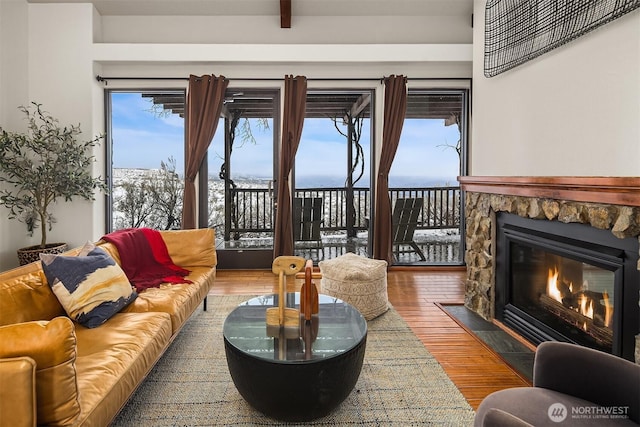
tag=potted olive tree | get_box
[0,102,107,265]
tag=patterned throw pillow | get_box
[40,242,137,328]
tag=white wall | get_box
[0,0,31,270]
[0,2,473,270]
[27,3,106,256]
[101,15,472,44]
[471,1,640,176]
[0,2,105,269]
[0,0,29,123]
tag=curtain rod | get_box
[95,75,470,84]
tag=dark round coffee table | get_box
[223,293,367,422]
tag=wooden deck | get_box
[211,267,531,410]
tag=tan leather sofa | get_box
[0,229,217,427]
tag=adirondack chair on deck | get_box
[293,197,324,256]
[391,198,426,262]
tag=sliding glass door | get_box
[389,89,468,265]
[293,90,373,262]
[206,89,280,268]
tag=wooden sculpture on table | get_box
[300,259,320,359]
[266,256,322,360]
[300,259,319,321]
[266,256,306,328]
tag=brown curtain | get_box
[373,75,407,263]
[274,75,307,256]
[181,74,229,229]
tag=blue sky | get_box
[112,92,461,186]
[112,93,186,169]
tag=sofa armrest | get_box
[0,317,81,426]
[534,341,640,423]
[0,356,37,427]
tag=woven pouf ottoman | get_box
[318,252,389,320]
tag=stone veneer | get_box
[463,192,640,363]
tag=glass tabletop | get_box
[223,293,367,363]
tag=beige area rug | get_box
[112,295,475,426]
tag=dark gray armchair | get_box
[474,341,640,426]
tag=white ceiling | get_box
[26,0,473,17]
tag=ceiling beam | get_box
[280,0,291,28]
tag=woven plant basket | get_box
[17,242,68,265]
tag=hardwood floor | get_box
[210,267,531,410]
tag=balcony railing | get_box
[224,186,461,240]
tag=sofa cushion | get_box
[0,317,80,426]
[159,228,217,267]
[98,229,217,269]
[41,242,137,328]
[0,265,65,326]
[121,266,215,333]
[73,311,172,426]
[100,228,193,292]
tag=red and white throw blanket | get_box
[102,228,192,292]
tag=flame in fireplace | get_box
[603,291,612,328]
[578,294,593,331]
[546,267,613,328]
[579,294,593,318]
[547,268,562,301]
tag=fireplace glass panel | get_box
[510,241,615,354]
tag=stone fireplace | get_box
[458,177,640,364]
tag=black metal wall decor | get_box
[484,0,640,77]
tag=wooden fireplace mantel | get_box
[458,176,640,207]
